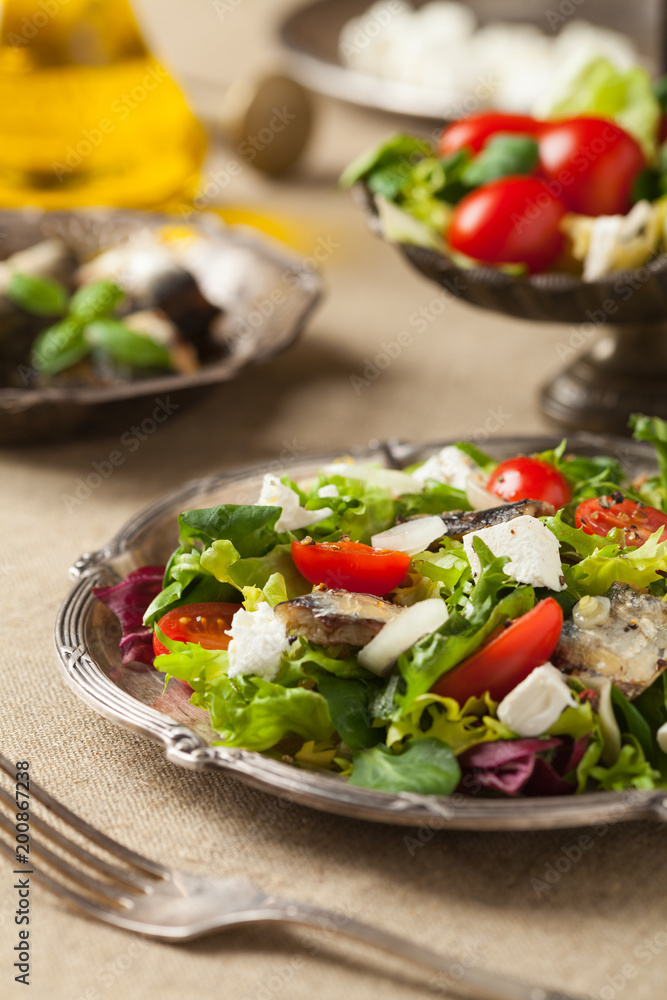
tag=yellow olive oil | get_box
[0,0,205,207]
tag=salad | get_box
[96,415,667,799]
[341,58,667,279]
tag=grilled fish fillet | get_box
[436,499,556,541]
[552,583,667,699]
[274,588,402,646]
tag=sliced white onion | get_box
[358,599,448,676]
[371,515,444,556]
[583,678,621,766]
[572,595,611,630]
[322,462,422,496]
[465,473,508,511]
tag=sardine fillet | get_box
[275,589,402,646]
[552,584,667,699]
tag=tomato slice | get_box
[575,495,667,548]
[153,602,241,657]
[431,597,564,703]
[486,457,571,508]
[291,539,410,596]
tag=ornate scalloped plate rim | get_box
[54,435,667,830]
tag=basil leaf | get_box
[349,737,460,794]
[86,320,172,369]
[31,318,89,376]
[69,281,124,322]
[8,272,68,316]
[461,135,539,188]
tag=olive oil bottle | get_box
[0,0,205,207]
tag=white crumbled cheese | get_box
[413,445,481,490]
[256,474,333,532]
[463,515,566,592]
[578,201,659,282]
[226,602,289,681]
[658,722,667,755]
[318,484,339,499]
[497,663,575,737]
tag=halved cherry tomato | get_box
[486,457,571,508]
[537,116,645,217]
[153,602,241,658]
[447,176,567,274]
[438,112,543,157]
[291,539,410,596]
[431,597,564,703]
[575,495,667,547]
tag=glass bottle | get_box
[0,0,205,207]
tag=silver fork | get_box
[0,754,581,1000]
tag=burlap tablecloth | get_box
[1,2,666,998]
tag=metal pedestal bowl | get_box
[359,185,667,435]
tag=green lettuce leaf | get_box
[340,133,432,189]
[349,737,460,794]
[316,674,383,751]
[397,586,534,710]
[387,692,513,755]
[539,57,660,159]
[630,413,667,509]
[178,504,284,556]
[585,737,662,791]
[154,634,333,751]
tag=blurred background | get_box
[1,0,667,454]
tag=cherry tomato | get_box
[438,113,543,157]
[431,597,564,703]
[575,495,667,547]
[447,176,567,274]
[153,602,241,657]
[487,457,572,508]
[291,539,410,596]
[537,117,645,216]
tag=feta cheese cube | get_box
[463,515,566,592]
[227,602,289,681]
[257,474,333,532]
[497,663,575,737]
[413,445,481,491]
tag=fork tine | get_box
[0,753,166,877]
[0,811,134,906]
[0,832,130,925]
[0,784,151,891]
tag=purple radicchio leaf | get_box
[458,736,587,797]
[93,566,165,669]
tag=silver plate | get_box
[0,208,321,444]
[280,0,658,123]
[55,433,667,829]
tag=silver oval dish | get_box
[54,434,667,829]
[0,209,321,445]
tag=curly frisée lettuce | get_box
[93,418,667,799]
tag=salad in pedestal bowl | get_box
[96,415,667,801]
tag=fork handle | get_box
[256,898,581,1000]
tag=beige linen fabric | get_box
[1,2,667,998]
